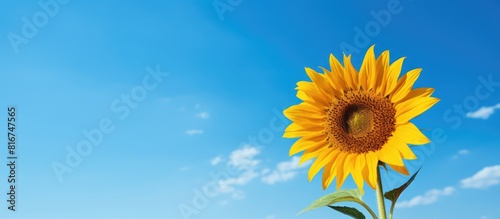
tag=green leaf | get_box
[328,206,366,219]
[384,168,421,203]
[297,189,363,215]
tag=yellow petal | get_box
[377,144,404,166]
[390,68,422,102]
[343,54,359,90]
[322,160,335,189]
[319,67,342,97]
[387,163,409,176]
[396,97,440,124]
[295,85,328,108]
[292,119,325,129]
[301,133,328,142]
[289,137,327,156]
[383,57,406,96]
[396,88,435,104]
[329,54,348,89]
[299,151,321,166]
[329,53,344,73]
[303,68,331,105]
[284,103,324,121]
[283,123,324,138]
[323,158,340,189]
[296,81,329,104]
[284,123,322,133]
[308,149,337,181]
[361,160,371,189]
[285,102,321,112]
[393,122,431,145]
[365,152,378,189]
[359,45,376,91]
[322,151,343,189]
[283,128,323,139]
[352,155,366,193]
[374,50,390,93]
[305,68,334,100]
[299,143,331,165]
[296,81,316,92]
[334,153,349,189]
[337,153,356,189]
[296,90,315,104]
[387,136,417,160]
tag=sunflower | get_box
[283,45,438,193]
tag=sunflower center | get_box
[324,91,396,154]
[342,105,372,136]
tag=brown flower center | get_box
[324,91,396,154]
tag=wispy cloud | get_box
[208,147,312,200]
[452,149,470,159]
[466,103,500,119]
[159,97,171,103]
[210,156,223,166]
[196,112,210,119]
[461,165,500,189]
[396,186,456,208]
[185,129,203,135]
[265,215,277,219]
[213,145,261,199]
[458,149,470,155]
[179,166,190,172]
[261,156,311,185]
[396,165,500,208]
[228,146,260,170]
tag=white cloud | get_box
[219,170,259,187]
[461,165,500,189]
[210,156,223,166]
[466,103,500,119]
[458,149,470,155]
[261,156,312,185]
[179,166,190,172]
[196,112,210,119]
[452,149,470,159]
[207,147,313,200]
[228,146,260,170]
[185,129,203,135]
[230,189,246,199]
[265,215,276,219]
[396,186,456,208]
[261,168,271,175]
[212,146,261,199]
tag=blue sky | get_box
[0,0,499,219]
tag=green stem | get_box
[389,202,395,219]
[352,199,379,219]
[376,165,387,219]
